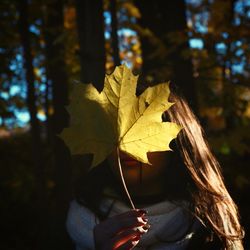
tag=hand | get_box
[94,209,150,250]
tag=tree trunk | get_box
[75,0,106,90]
[134,0,197,111]
[18,0,46,247]
[41,17,53,142]
[110,0,120,67]
[44,0,73,249]
[224,0,238,129]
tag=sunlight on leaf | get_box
[59,65,181,169]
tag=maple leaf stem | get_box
[116,147,136,209]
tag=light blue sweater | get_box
[66,194,202,250]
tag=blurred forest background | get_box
[0,0,250,249]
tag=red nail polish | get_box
[142,224,151,230]
[133,234,141,241]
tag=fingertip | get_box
[136,225,150,234]
[132,234,141,244]
[134,209,148,217]
[143,224,151,230]
[131,239,140,247]
[137,216,148,225]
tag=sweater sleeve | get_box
[66,200,98,250]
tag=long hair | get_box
[167,89,244,249]
[74,86,244,249]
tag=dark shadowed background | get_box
[0,0,249,249]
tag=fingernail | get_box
[142,224,151,230]
[137,217,147,224]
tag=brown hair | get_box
[74,84,244,249]
[167,89,244,249]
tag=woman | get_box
[66,87,244,249]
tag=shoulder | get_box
[66,200,99,249]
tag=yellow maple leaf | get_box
[59,65,181,169]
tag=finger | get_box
[133,224,150,234]
[116,218,150,235]
[105,209,148,229]
[111,229,141,250]
[117,235,141,250]
[96,210,149,240]
[115,209,148,219]
[103,233,139,250]
[109,215,148,237]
